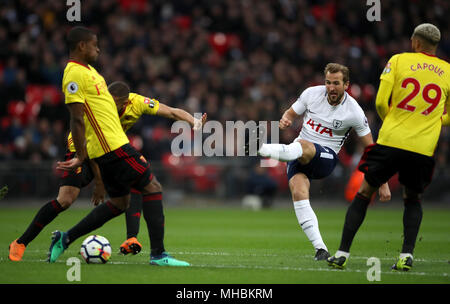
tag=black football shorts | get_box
[94,144,153,198]
[358,144,435,194]
[59,151,94,189]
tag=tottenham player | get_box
[258,63,391,260]
[328,23,450,271]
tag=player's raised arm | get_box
[375,79,394,121]
[156,103,207,130]
[89,160,105,206]
[279,108,299,130]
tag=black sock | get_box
[17,200,65,246]
[338,193,371,252]
[142,192,165,256]
[402,198,422,254]
[67,201,123,246]
[125,192,142,239]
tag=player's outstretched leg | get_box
[258,141,303,162]
[120,192,143,255]
[9,199,66,261]
[327,192,371,268]
[48,200,124,263]
[293,199,329,259]
[392,197,422,271]
[142,190,190,267]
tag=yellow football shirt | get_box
[442,113,450,126]
[119,93,160,132]
[67,92,159,152]
[63,61,129,159]
[376,52,450,156]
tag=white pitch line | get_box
[4,249,449,263]
[0,257,448,278]
[168,250,450,264]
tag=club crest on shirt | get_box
[67,82,79,93]
[144,98,156,108]
[332,119,343,129]
[382,62,391,74]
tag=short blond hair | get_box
[324,63,349,83]
[412,23,441,46]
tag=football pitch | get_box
[0,203,449,284]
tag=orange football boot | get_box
[119,237,142,255]
[9,239,26,261]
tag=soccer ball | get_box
[80,235,112,264]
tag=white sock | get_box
[335,250,350,259]
[399,253,413,259]
[293,199,327,251]
[258,142,303,162]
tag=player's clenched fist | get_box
[279,116,292,129]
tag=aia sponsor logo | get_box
[306,119,333,137]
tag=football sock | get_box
[335,250,350,259]
[17,199,65,246]
[401,198,422,254]
[293,199,327,251]
[67,201,123,246]
[125,192,142,239]
[338,193,371,252]
[142,192,166,256]
[258,142,303,162]
[399,252,413,259]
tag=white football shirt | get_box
[291,85,370,154]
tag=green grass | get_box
[0,204,449,284]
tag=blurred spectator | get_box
[246,164,277,208]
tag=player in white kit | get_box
[258,63,391,260]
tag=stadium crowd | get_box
[0,0,449,198]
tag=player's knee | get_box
[298,139,316,164]
[56,196,75,209]
[403,188,421,201]
[289,175,309,201]
[56,193,77,208]
[356,179,376,199]
[289,186,309,201]
[56,186,80,209]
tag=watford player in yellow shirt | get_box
[65,81,205,261]
[328,23,450,271]
[8,27,205,266]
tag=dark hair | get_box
[108,81,130,98]
[324,63,350,83]
[67,26,95,51]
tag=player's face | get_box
[325,72,349,106]
[82,35,100,64]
